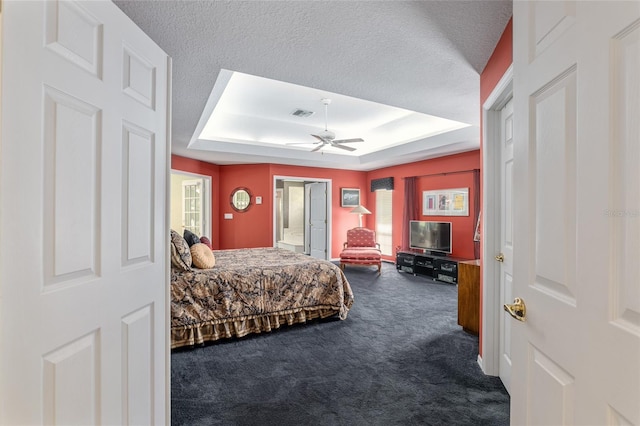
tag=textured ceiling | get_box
[114,0,512,170]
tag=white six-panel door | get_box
[498,98,514,394]
[0,1,170,424]
[510,1,640,424]
[308,182,328,259]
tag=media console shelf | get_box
[395,251,466,284]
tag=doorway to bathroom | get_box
[274,176,331,260]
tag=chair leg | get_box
[377,263,381,274]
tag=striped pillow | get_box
[170,229,192,270]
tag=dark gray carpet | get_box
[171,262,509,426]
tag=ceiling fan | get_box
[288,98,364,152]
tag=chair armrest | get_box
[375,243,381,250]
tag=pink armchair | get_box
[339,227,382,273]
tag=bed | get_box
[170,242,354,349]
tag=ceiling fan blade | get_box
[333,138,364,144]
[330,143,357,152]
[286,142,319,145]
[310,134,326,143]
[311,144,324,152]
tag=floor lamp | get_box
[350,205,371,227]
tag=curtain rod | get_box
[402,168,479,179]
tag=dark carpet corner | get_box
[171,262,509,426]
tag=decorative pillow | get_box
[170,229,192,270]
[190,243,216,269]
[200,236,212,250]
[183,229,200,247]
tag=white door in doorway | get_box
[276,188,284,242]
[498,98,514,393]
[182,180,203,234]
[170,172,210,238]
[0,2,170,424]
[510,2,640,424]
[308,182,328,259]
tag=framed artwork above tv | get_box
[423,188,469,216]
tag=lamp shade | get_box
[350,205,371,227]
[350,205,371,215]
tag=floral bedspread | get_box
[171,247,354,348]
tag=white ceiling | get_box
[114,1,512,171]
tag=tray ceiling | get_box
[115,1,512,171]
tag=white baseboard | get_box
[477,354,485,374]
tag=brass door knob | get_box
[504,297,526,322]
[495,253,504,262]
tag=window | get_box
[375,189,393,255]
[182,180,203,236]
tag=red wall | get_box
[480,18,513,105]
[171,156,367,257]
[478,17,513,357]
[217,163,361,253]
[368,151,480,261]
[218,164,273,249]
[171,153,480,260]
[220,163,368,256]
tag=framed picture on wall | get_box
[474,211,482,241]
[423,188,469,216]
[341,188,360,207]
[423,194,438,215]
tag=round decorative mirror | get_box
[230,187,252,212]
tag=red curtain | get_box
[401,177,420,251]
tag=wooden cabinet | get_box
[457,259,480,335]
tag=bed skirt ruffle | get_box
[171,305,345,349]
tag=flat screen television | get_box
[409,220,452,254]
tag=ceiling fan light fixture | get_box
[290,98,364,153]
[319,129,335,140]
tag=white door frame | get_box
[479,64,513,376]
[273,175,332,257]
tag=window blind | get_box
[375,189,393,255]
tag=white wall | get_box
[287,186,304,231]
